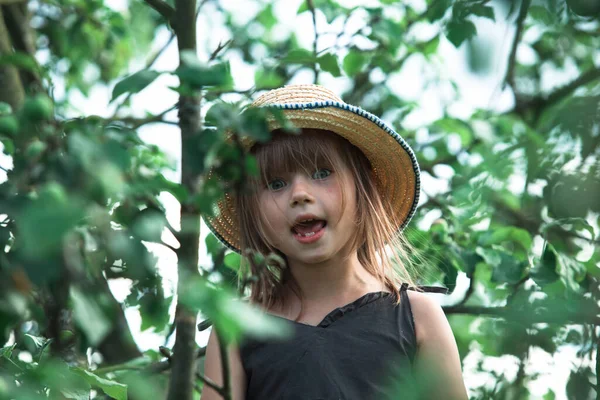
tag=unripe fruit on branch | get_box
[22,95,54,122]
[24,140,47,160]
[0,116,19,137]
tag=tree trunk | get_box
[0,6,24,110]
[167,0,202,399]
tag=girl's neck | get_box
[284,251,385,304]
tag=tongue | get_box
[294,220,326,234]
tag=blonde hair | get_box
[236,128,423,311]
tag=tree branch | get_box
[196,371,225,396]
[166,0,201,399]
[443,305,600,325]
[0,7,24,110]
[143,0,175,22]
[504,0,531,90]
[543,66,600,109]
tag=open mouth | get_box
[291,219,327,238]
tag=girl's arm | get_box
[406,291,469,400]
[200,329,247,400]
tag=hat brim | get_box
[205,101,421,254]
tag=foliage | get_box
[0,0,599,399]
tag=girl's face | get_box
[258,162,358,266]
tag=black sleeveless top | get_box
[240,284,447,400]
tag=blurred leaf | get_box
[175,59,231,88]
[131,207,168,243]
[255,68,285,88]
[179,278,293,343]
[70,287,111,346]
[256,4,277,30]
[0,52,42,74]
[17,183,85,261]
[480,226,532,253]
[73,368,127,400]
[282,48,315,64]
[224,252,241,271]
[427,0,452,21]
[530,5,556,24]
[318,54,341,77]
[342,50,367,76]
[111,70,161,102]
[445,19,477,47]
[531,242,560,286]
[491,251,528,284]
[468,3,495,20]
[566,367,593,400]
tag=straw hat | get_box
[205,84,421,253]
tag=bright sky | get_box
[0,0,592,398]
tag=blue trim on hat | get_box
[205,100,421,254]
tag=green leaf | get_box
[0,344,16,359]
[255,68,284,88]
[0,102,12,116]
[480,226,532,253]
[179,278,293,343]
[17,184,85,261]
[423,35,440,56]
[0,52,41,74]
[205,233,223,258]
[131,208,168,243]
[530,5,555,24]
[531,242,560,286]
[73,368,127,400]
[224,252,241,271]
[175,61,231,88]
[445,19,477,47]
[469,4,495,21]
[491,252,528,284]
[70,288,111,346]
[427,0,452,21]
[256,4,277,30]
[282,48,315,64]
[318,54,341,77]
[342,50,367,76]
[111,70,161,102]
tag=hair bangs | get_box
[253,129,345,184]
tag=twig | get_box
[543,66,600,109]
[0,165,9,172]
[504,0,531,90]
[208,39,232,61]
[454,271,475,307]
[196,372,224,395]
[306,0,319,83]
[443,305,600,325]
[143,0,175,21]
[195,0,211,18]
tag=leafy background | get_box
[0,0,599,399]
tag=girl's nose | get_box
[289,177,315,207]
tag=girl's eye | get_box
[267,179,286,191]
[312,168,331,180]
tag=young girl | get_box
[201,85,468,400]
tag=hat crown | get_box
[251,84,343,107]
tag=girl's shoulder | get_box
[404,289,450,347]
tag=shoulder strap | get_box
[400,282,449,295]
